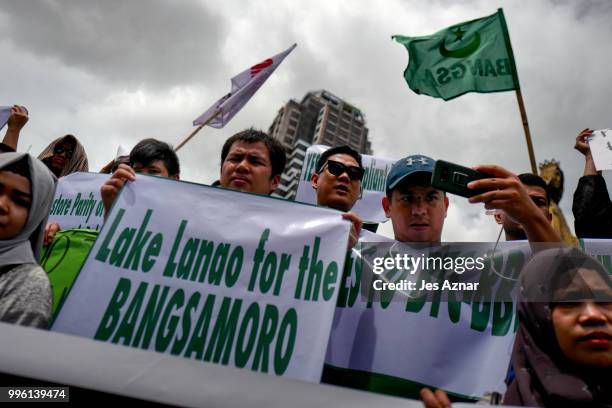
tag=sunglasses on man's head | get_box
[53,145,74,158]
[322,159,364,181]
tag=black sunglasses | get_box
[322,159,364,181]
[53,145,74,158]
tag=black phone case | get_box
[431,160,491,198]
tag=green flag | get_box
[393,9,519,101]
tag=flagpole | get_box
[515,89,537,174]
[175,108,222,152]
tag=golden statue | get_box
[539,159,579,246]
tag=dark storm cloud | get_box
[0,0,228,87]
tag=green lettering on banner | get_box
[322,260,338,301]
[470,253,499,332]
[294,236,338,302]
[95,208,126,263]
[171,292,202,355]
[143,233,163,272]
[155,289,185,352]
[163,220,188,277]
[208,244,230,286]
[235,302,260,368]
[112,281,149,345]
[133,285,170,348]
[274,308,298,375]
[123,209,154,271]
[109,227,135,267]
[204,297,242,365]
[50,194,72,216]
[177,238,200,279]
[294,244,310,299]
[94,278,131,340]
[249,229,290,296]
[194,240,214,282]
[252,304,279,373]
[184,294,216,359]
[483,59,497,77]
[304,237,322,301]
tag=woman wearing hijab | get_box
[504,247,611,407]
[37,134,88,178]
[0,153,56,328]
[421,247,611,408]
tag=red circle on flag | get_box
[250,59,273,76]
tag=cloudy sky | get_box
[1,0,611,241]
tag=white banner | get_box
[588,128,612,171]
[48,172,107,231]
[52,175,351,383]
[295,145,396,223]
[325,231,526,399]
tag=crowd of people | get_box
[0,105,610,407]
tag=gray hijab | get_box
[0,153,56,267]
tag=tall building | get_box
[269,90,372,199]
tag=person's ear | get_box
[382,195,391,218]
[311,172,319,190]
[270,174,281,193]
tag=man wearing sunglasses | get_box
[311,145,364,248]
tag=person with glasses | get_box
[311,145,364,248]
[37,134,88,178]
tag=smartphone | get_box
[431,160,492,198]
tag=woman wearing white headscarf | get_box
[0,153,56,328]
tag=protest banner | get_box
[48,172,107,231]
[325,235,612,399]
[324,231,531,400]
[52,175,351,382]
[295,145,395,223]
[5,322,528,407]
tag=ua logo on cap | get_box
[405,156,429,166]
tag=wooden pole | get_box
[175,108,222,152]
[515,89,538,174]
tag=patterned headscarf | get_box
[37,134,88,177]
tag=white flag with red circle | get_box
[193,44,297,128]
